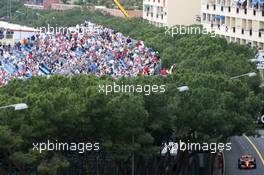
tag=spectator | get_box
[0,28,5,39]
[161,68,166,76]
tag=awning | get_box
[214,15,225,20]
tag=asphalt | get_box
[224,135,264,175]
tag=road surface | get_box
[224,135,264,175]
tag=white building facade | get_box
[201,0,264,49]
[143,0,201,27]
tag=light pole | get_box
[251,51,264,86]
[15,10,25,23]
[0,103,28,111]
[230,72,257,80]
[157,86,191,159]
[9,0,12,19]
[132,135,134,175]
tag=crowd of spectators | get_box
[0,21,162,86]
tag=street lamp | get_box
[177,86,189,92]
[15,11,25,22]
[0,103,28,111]
[230,72,257,80]
[36,13,44,18]
[251,50,264,62]
[130,85,189,175]
[15,10,25,15]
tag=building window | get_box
[202,13,206,21]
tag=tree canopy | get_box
[0,72,262,174]
[0,6,263,175]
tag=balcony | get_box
[143,11,167,23]
[202,4,264,21]
[202,22,264,44]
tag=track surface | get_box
[224,135,264,175]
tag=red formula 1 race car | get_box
[238,155,257,169]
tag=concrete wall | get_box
[143,0,201,27]
[167,0,201,26]
[99,8,142,18]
